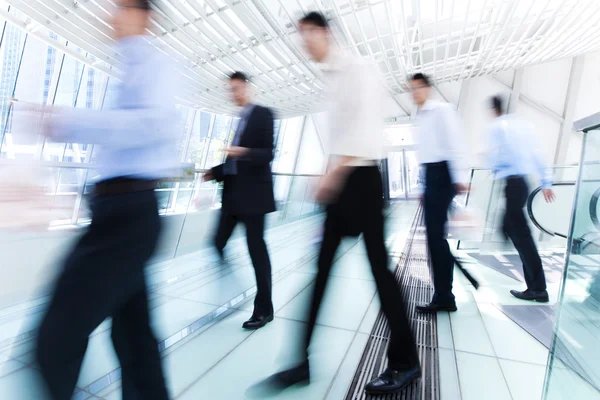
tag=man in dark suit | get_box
[204,71,276,330]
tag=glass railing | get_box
[0,160,323,255]
[457,165,579,253]
[544,123,600,400]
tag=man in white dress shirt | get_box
[258,12,420,396]
[410,73,469,313]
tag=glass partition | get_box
[543,127,600,399]
[458,165,579,253]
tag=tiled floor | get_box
[2,202,598,400]
[0,202,418,400]
[438,243,600,400]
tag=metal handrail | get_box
[526,182,576,239]
[0,160,323,178]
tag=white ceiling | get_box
[3,0,600,118]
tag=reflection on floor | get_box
[466,252,567,283]
[0,202,418,400]
[441,246,600,400]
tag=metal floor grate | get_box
[345,207,439,400]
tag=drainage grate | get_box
[345,206,439,400]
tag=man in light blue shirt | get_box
[486,95,555,303]
[34,1,172,399]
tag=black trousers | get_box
[423,162,456,305]
[303,167,419,370]
[35,189,169,400]
[214,212,273,316]
[503,176,547,291]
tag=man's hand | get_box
[226,146,249,159]
[543,189,556,203]
[202,170,214,182]
[455,183,470,194]
[315,171,346,204]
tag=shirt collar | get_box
[114,35,153,64]
[320,48,346,73]
[240,103,255,119]
[418,99,442,112]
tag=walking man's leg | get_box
[363,210,421,394]
[242,214,275,329]
[505,178,548,302]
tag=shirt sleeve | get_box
[50,55,178,148]
[440,105,469,184]
[526,127,553,189]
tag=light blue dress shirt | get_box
[223,104,255,175]
[51,35,180,181]
[486,114,552,189]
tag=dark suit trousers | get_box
[503,176,547,291]
[303,167,419,370]
[214,212,273,316]
[424,162,456,305]
[35,190,169,400]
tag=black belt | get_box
[94,178,158,196]
[424,161,448,168]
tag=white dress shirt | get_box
[320,50,385,167]
[416,99,468,184]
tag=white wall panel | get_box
[521,58,572,116]
[516,101,561,165]
[436,81,462,107]
[565,133,584,165]
[574,50,600,122]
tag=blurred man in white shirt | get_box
[258,12,420,396]
[410,73,469,313]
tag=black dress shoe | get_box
[415,302,458,313]
[269,360,310,388]
[510,289,549,303]
[365,366,421,394]
[242,314,274,330]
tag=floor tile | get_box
[176,318,354,400]
[358,294,380,334]
[479,303,549,365]
[163,311,254,397]
[151,298,219,341]
[449,293,496,357]
[329,253,375,281]
[0,356,25,378]
[239,272,315,313]
[77,329,119,388]
[0,367,49,399]
[499,359,545,400]
[455,351,512,400]
[438,348,461,400]
[277,277,376,332]
[437,312,454,350]
[325,333,369,400]
[180,267,257,306]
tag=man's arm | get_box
[48,55,177,147]
[440,105,469,191]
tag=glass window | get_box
[203,114,232,168]
[185,110,212,164]
[294,115,325,175]
[0,22,27,159]
[273,116,304,173]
